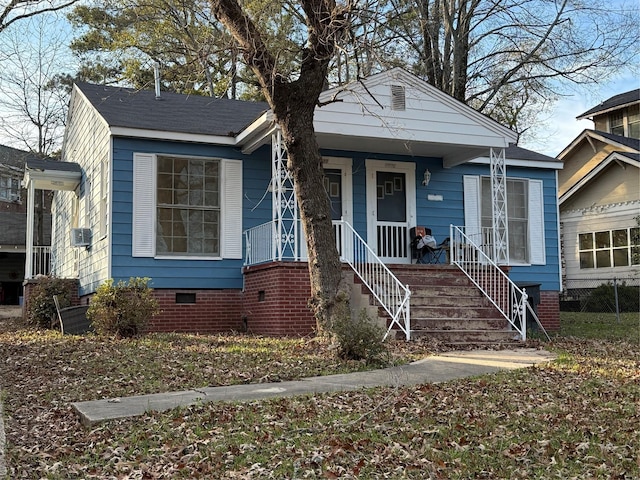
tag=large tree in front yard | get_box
[210,0,352,333]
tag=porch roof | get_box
[23,158,82,191]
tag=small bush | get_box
[26,276,73,329]
[582,282,639,313]
[332,309,388,364]
[87,277,159,338]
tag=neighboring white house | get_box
[558,89,640,292]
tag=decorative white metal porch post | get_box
[272,130,298,260]
[490,147,508,264]
[24,178,35,279]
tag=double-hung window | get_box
[156,156,220,256]
[0,175,20,202]
[132,153,242,259]
[464,175,545,265]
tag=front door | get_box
[366,160,416,263]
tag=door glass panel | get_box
[324,169,342,221]
[376,171,406,222]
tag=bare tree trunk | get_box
[210,0,351,333]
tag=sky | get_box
[0,9,638,158]
[521,72,640,157]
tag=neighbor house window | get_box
[481,177,529,264]
[578,228,640,269]
[628,104,640,139]
[610,111,624,136]
[156,155,220,256]
[0,176,20,202]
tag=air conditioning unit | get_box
[71,228,91,247]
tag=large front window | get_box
[579,228,640,269]
[156,155,220,256]
[481,177,529,263]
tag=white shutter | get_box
[132,153,155,257]
[528,179,545,264]
[463,175,481,241]
[222,159,243,259]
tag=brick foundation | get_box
[537,291,560,331]
[139,289,243,334]
[242,262,317,336]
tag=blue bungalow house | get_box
[23,69,562,341]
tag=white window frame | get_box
[578,227,640,269]
[464,175,545,265]
[132,152,242,260]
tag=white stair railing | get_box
[245,220,412,340]
[338,220,411,341]
[449,225,528,341]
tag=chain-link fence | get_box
[561,276,640,313]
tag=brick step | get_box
[410,318,508,330]
[408,329,521,344]
[409,291,486,306]
[411,305,502,319]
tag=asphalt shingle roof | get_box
[577,89,640,119]
[25,157,82,173]
[76,83,270,137]
[592,130,640,151]
[505,144,557,163]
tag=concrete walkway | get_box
[73,348,555,426]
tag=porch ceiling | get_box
[23,158,82,191]
[314,132,493,166]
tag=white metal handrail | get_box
[450,225,528,341]
[244,220,412,340]
[338,220,411,341]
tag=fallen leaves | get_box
[0,316,638,478]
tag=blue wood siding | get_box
[110,138,271,289]
[109,139,560,293]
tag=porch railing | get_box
[29,246,53,278]
[244,220,411,340]
[339,220,411,341]
[449,225,528,341]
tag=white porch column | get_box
[490,147,508,264]
[24,179,35,279]
[272,130,299,260]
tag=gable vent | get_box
[391,85,406,111]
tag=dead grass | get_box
[0,313,638,479]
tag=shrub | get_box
[26,276,73,329]
[87,277,159,338]
[332,309,389,365]
[582,282,640,313]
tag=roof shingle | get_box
[76,83,269,137]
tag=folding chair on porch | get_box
[410,228,449,264]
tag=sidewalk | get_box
[73,348,555,426]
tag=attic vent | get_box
[391,85,406,111]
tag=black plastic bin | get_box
[516,282,541,331]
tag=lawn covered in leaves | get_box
[0,313,638,479]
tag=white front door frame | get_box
[365,159,416,264]
[322,156,353,225]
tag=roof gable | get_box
[557,129,639,160]
[313,68,517,166]
[559,151,640,206]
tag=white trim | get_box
[559,152,640,205]
[107,137,113,279]
[365,159,416,263]
[322,156,353,225]
[470,156,563,170]
[557,129,639,160]
[110,127,236,145]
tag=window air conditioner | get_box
[71,228,91,247]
